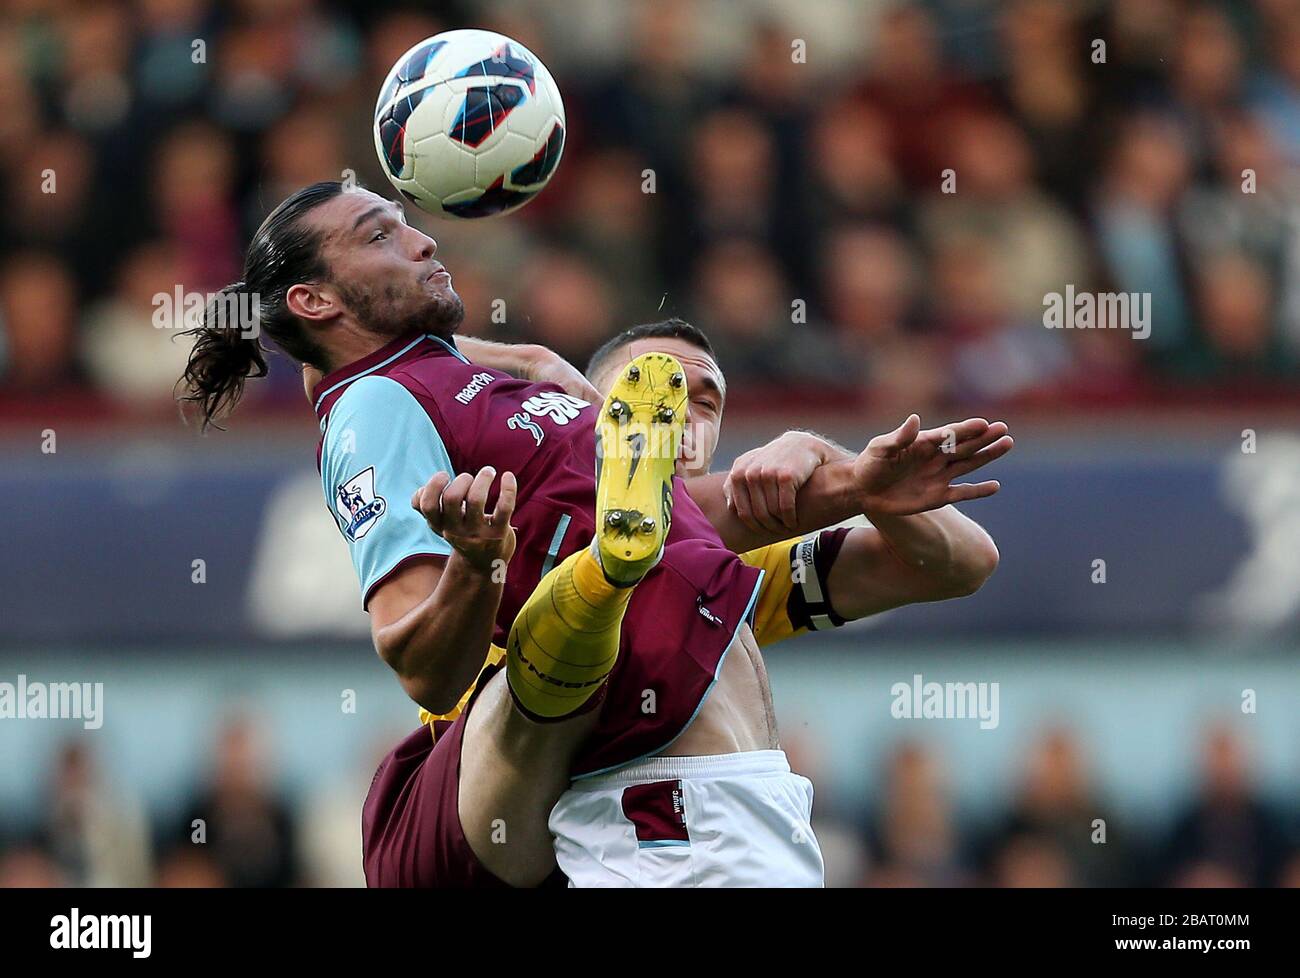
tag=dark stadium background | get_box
[1,0,1298,887]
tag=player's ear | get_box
[285,282,338,324]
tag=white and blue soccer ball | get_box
[373,29,566,219]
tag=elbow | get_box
[944,536,1000,598]
[401,675,460,716]
[956,535,1003,595]
[376,638,458,715]
[393,658,460,715]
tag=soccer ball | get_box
[373,29,566,220]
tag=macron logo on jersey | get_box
[336,466,387,541]
[454,371,496,405]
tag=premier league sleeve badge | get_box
[335,466,388,541]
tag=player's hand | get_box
[724,431,838,532]
[411,466,517,575]
[852,416,1013,517]
[523,347,600,404]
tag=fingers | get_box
[725,455,760,530]
[948,421,1008,459]
[884,414,922,451]
[775,472,798,529]
[462,466,497,528]
[537,356,600,404]
[571,376,602,404]
[946,435,1014,478]
[919,418,989,453]
[728,465,799,532]
[411,471,453,534]
[745,467,789,533]
[755,462,801,530]
[944,480,1001,504]
[730,480,762,531]
[729,468,764,530]
[492,470,517,527]
[552,365,600,403]
[411,467,515,535]
[437,471,475,520]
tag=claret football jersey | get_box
[314,330,763,776]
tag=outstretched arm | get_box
[687,416,1011,553]
[729,417,1011,636]
[825,506,1000,617]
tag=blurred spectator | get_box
[1092,113,1194,353]
[59,0,135,135]
[804,104,907,234]
[153,121,242,291]
[256,100,350,215]
[155,848,230,887]
[685,108,778,247]
[990,831,1074,887]
[135,0,214,111]
[1169,4,1245,119]
[820,224,945,411]
[984,726,1135,887]
[5,129,94,256]
[555,147,659,322]
[0,846,69,887]
[929,233,1069,404]
[173,713,300,888]
[689,237,845,390]
[1177,251,1287,380]
[0,251,81,393]
[852,5,997,189]
[38,739,153,887]
[297,735,400,888]
[1161,723,1288,887]
[864,741,970,887]
[0,39,41,168]
[995,0,1094,207]
[1249,7,1300,163]
[515,249,616,366]
[918,110,1092,321]
[82,240,194,405]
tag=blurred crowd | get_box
[2,715,1297,887]
[0,0,1298,422]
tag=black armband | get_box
[786,527,851,632]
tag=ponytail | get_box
[176,281,267,431]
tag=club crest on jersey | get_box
[520,391,589,424]
[336,466,387,541]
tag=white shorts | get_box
[549,750,824,887]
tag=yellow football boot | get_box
[592,351,687,585]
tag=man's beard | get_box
[339,279,465,341]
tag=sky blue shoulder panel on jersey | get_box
[320,374,455,606]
